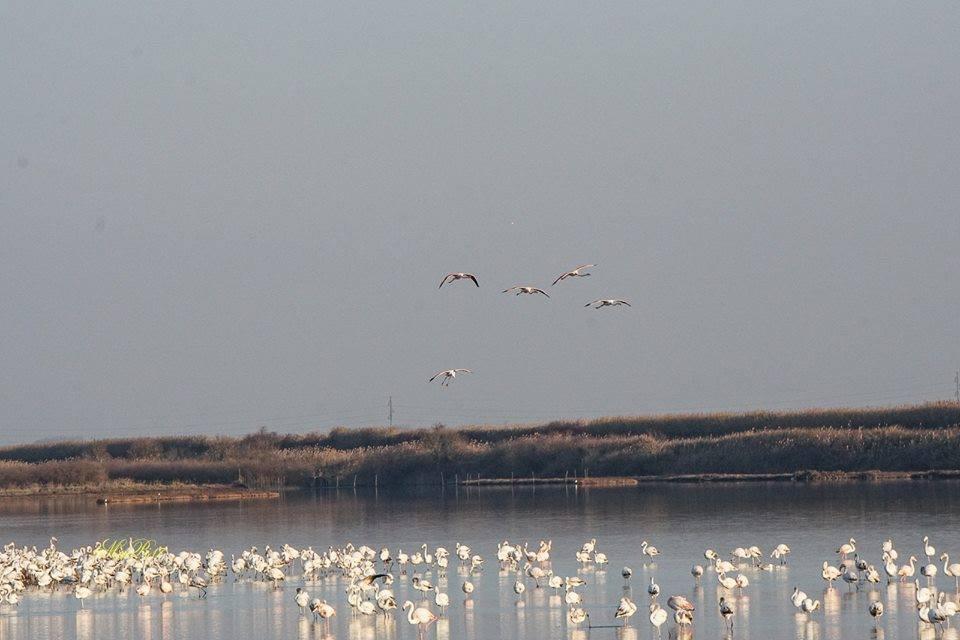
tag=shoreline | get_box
[4,469,958,498]
[0,482,280,502]
[459,470,960,485]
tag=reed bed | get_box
[0,403,957,489]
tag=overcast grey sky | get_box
[1,2,958,444]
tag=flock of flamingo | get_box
[431,264,629,387]
[2,533,960,637]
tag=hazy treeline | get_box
[0,403,958,490]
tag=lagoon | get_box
[1,482,958,639]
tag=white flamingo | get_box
[294,588,310,615]
[502,286,549,298]
[942,553,960,589]
[691,565,704,583]
[791,587,807,609]
[74,585,92,608]
[434,591,449,615]
[648,577,660,596]
[552,264,595,285]
[649,603,668,638]
[584,298,631,309]
[801,598,821,614]
[641,541,660,561]
[403,601,438,638]
[718,572,737,590]
[439,272,479,288]
[428,369,471,387]
[312,599,336,629]
[836,538,856,559]
[822,562,841,586]
[898,556,917,582]
[615,596,637,625]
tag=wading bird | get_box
[74,585,92,608]
[801,598,821,614]
[898,556,917,581]
[822,562,841,586]
[641,541,660,561]
[568,607,589,625]
[649,603,668,637]
[311,599,335,628]
[294,588,310,615]
[648,577,660,596]
[772,543,791,565]
[434,591,449,615]
[691,565,703,583]
[942,553,960,589]
[719,597,734,631]
[791,587,808,609]
[403,601,438,638]
[615,596,637,625]
[836,538,856,559]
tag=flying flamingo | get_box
[439,272,479,288]
[585,299,631,309]
[553,264,595,285]
[429,369,471,387]
[502,286,549,298]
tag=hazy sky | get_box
[2,2,959,444]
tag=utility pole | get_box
[955,370,959,404]
[388,396,393,426]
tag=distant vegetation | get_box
[0,403,958,491]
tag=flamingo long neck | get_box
[405,603,416,624]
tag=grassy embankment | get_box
[1,403,958,493]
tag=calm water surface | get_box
[0,482,957,640]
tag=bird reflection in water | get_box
[137,603,153,640]
[614,626,638,640]
[436,618,450,640]
[794,614,821,640]
[75,608,93,640]
[160,600,174,640]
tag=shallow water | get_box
[0,482,958,640]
